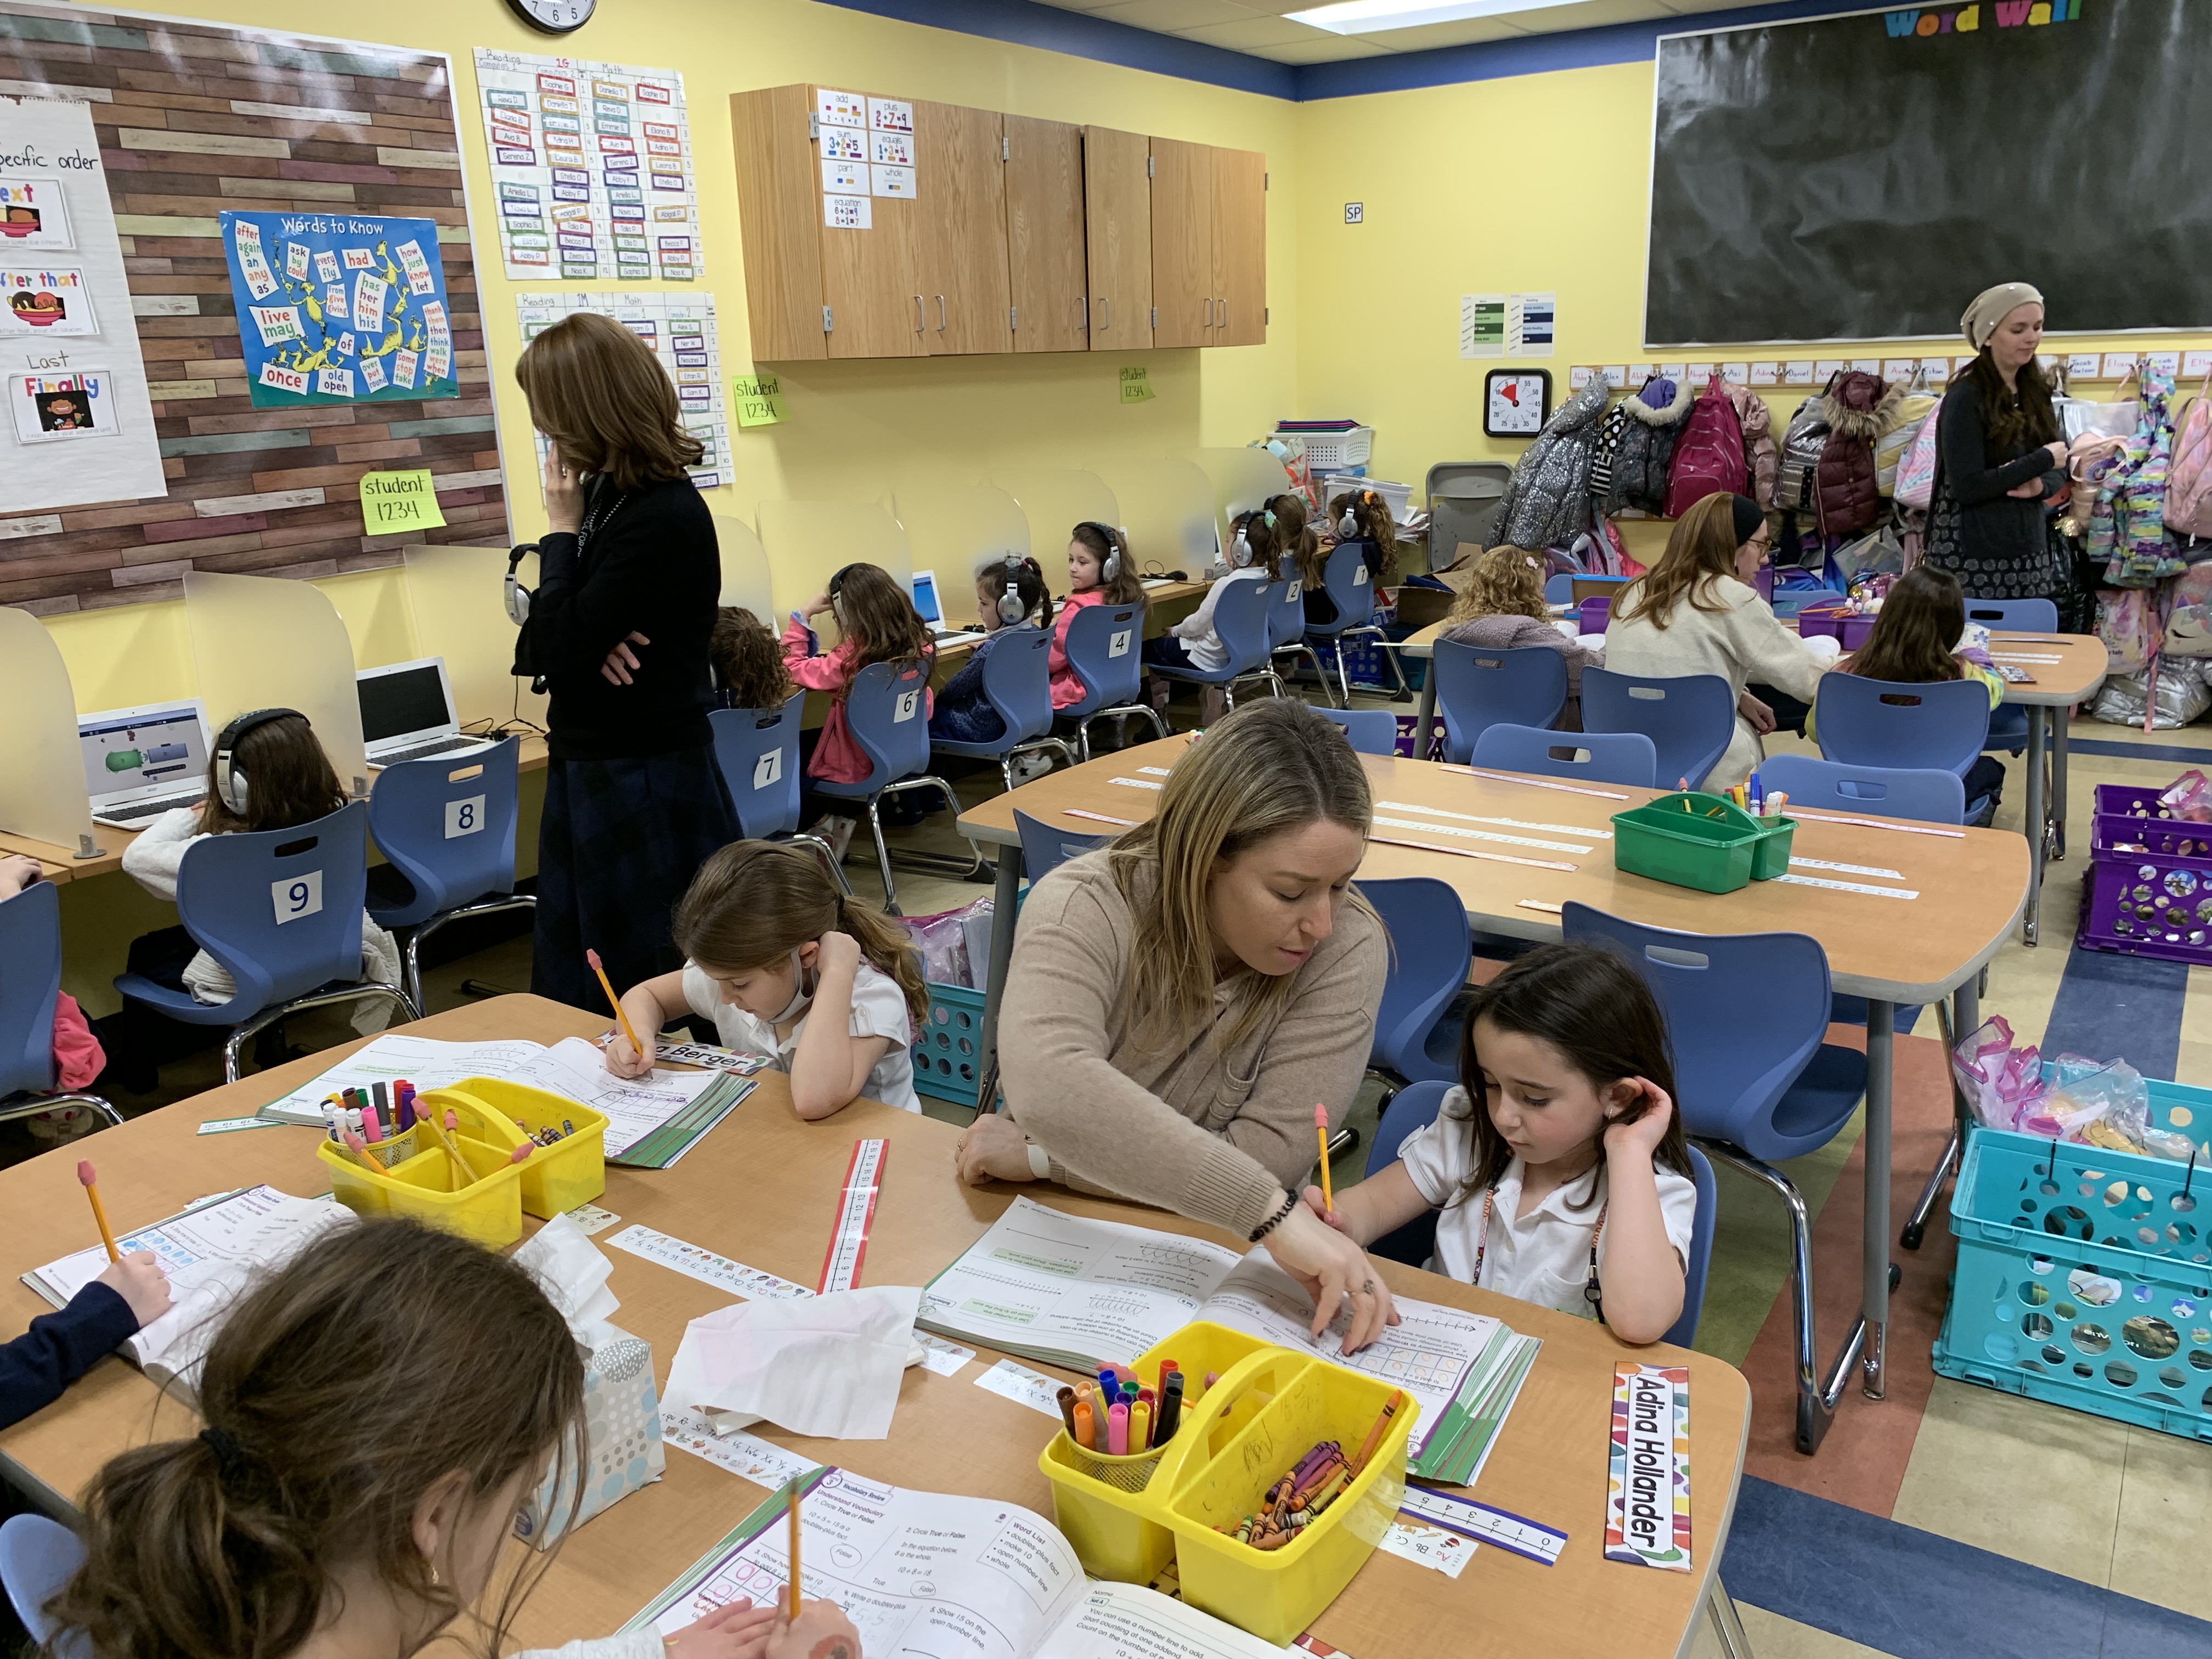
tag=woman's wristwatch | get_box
[1248,1191,1297,1243]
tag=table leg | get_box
[977,845,1023,1114]
[1860,999,1894,1401]
[2050,702,2070,862]
[2022,706,2047,946]
[1414,668,1438,761]
[1901,977,1979,1251]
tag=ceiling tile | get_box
[1357,15,1526,49]
[1173,15,1331,48]
[1249,33,1396,61]
[1500,0,1676,35]
[1085,0,1264,31]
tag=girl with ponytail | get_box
[47,1217,857,1659]
[605,840,927,1115]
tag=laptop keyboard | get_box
[94,794,203,825]
[373,736,492,766]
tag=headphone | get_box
[1075,522,1123,584]
[212,707,303,815]
[827,563,857,630]
[995,555,1030,625]
[504,541,538,625]
[1338,489,1379,539]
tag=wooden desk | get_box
[0,995,1748,1659]
[957,737,2028,1453]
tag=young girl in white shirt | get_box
[1306,943,1696,1344]
[605,840,927,1116]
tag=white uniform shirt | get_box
[681,958,920,1113]
[1170,565,1270,671]
[1397,1086,1697,1319]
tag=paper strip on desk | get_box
[1368,833,1577,872]
[973,1357,1068,1419]
[1605,1362,1691,1571]
[1378,799,1612,839]
[1783,809,1963,838]
[608,1224,812,1301]
[1441,765,1629,800]
[1787,856,1904,881]
[662,1405,818,1487]
[1372,814,1592,855]
[1062,809,1137,827]
[1774,873,1919,899]
[1109,777,1164,791]
[1378,1522,1476,1578]
[1400,1485,1566,1565]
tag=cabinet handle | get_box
[1098,297,1110,332]
[914,295,924,332]
[1219,300,1229,332]
[1075,297,1088,331]
[936,295,947,330]
[1204,297,1214,329]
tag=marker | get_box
[786,1476,803,1621]
[1073,1399,1095,1451]
[1351,1390,1404,1473]
[1314,1102,1335,1219]
[1748,775,1764,816]
[1159,1356,1179,1393]
[1156,1372,1184,1442]
[1108,1402,1129,1455]
[76,1161,120,1263]
[360,1099,383,1143]
[1097,1368,1118,1400]
[395,1081,415,1131]
[1120,1380,1139,1408]
[1131,1399,1152,1451]
[587,946,646,1058]
[1056,1386,1078,1441]
[371,1081,389,1129]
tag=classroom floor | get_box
[23,676,2212,1659]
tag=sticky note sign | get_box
[1119,365,1155,404]
[359,469,447,537]
[732,371,788,428]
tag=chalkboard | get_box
[1645,0,2212,347]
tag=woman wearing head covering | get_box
[1924,282,2078,622]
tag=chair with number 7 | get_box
[114,800,417,1084]
[366,735,537,1016]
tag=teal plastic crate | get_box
[1933,1106,2212,1442]
[912,980,985,1107]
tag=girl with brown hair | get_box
[606,839,927,1115]
[45,1217,857,1659]
[958,699,1397,1355]
[511,311,736,1015]
[1311,488,1396,623]
[709,607,797,712]
[1440,546,1604,723]
[782,562,935,787]
[1141,506,1280,722]
[1047,522,1147,708]
[1605,492,1827,789]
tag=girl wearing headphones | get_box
[512,313,735,1014]
[928,555,1052,746]
[1141,507,1279,723]
[782,562,934,785]
[1048,521,1146,709]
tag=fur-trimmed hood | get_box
[1628,375,1695,427]
[1817,373,1904,442]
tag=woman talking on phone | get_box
[511,312,735,1013]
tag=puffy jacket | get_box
[1813,372,1901,537]
[1487,371,1612,551]
[1729,383,1778,509]
[1601,376,1694,516]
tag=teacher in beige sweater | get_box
[955,699,1397,1351]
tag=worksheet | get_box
[255,1033,554,1124]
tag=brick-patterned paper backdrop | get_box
[0,2,507,615]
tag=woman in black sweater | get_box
[512,312,736,1012]
[1926,281,2076,620]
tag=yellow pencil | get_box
[76,1160,119,1263]
[586,947,646,1058]
[786,1476,803,1620]
[1313,1103,1334,1218]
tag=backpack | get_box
[1486,371,1613,552]
[1663,375,1747,520]
[1774,382,1835,511]
[2101,366,2185,588]
[1812,371,1899,538]
[2167,369,2212,539]
[1601,375,1693,516]
[1728,382,1777,508]
[1874,374,1938,496]
[1894,406,1940,510]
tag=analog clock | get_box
[1485,369,1553,438]
[506,0,594,34]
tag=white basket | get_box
[1277,425,1373,471]
[1321,473,1414,526]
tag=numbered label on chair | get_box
[1109,629,1132,658]
[1354,564,1370,585]
[1287,580,1302,602]
[753,749,782,789]
[894,690,920,723]
[444,794,486,839]
[272,870,324,925]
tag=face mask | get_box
[766,946,814,1025]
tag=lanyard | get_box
[1470,1185,1608,1325]
[577,485,629,557]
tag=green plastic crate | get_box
[1611,792,1795,894]
[912,980,985,1107]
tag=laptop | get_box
[81,699,213,828]
[908,569,980,646]
[357,657,495,767]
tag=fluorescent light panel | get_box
[1285,0,1592,35]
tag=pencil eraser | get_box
[1314,1102,1328,1129]
[76,1159,96,1187]
[586,947,603,971]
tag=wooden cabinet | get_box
[1082,125,1152,352]
[1148,137,1211,348]
[916,99,1011,356]
[1211,145,1267,347]
[729,84,826,362]
[1005,115,1088,354]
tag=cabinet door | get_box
[1149,137,1211,348]
[1082,125,1152,352]
[916,100,1010,356]
[817,88,927,360]
[1210,145,1266,347]
[729,85,827,361]
[1005,114,1087,354]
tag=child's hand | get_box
[604,1029,653,1079]
[663,1597,781,1659]
[0,853,40,900]
[814,930,861,977]
[97,1250,172,1329]
[802,590,833,620]
[1299,1184,1351,1233]
[1604,1079,1674,1163]
[764,1599,862,1659]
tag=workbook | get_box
[624,1466,1289,1659]
[917,1198,1539,1479]
[20,1185,353,1400]
[253,1033,754,1167]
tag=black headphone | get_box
[213,707,303,815]
[1075,522,1123,583]
[827,563,858,631]
[505,541,538,626]
[996,555,1030,625]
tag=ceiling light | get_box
[1285,0,1592,35]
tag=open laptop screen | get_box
[358,661,452,747]
[81,704,208,804]
[910,571,945,627]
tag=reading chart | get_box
[515,292,727,490]
[473,49,698,282]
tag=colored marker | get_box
[1314,1102,1335,1218]
[360,1099,383,1143]
[1073,1399,1095,1451]
[1108,1402,1129,1455]
[76,1160,120,1263]
[371,1080,389,1127]
[1056,1387,1078,1441]
[1157,1372,1184,1442]
[1131,1399,1152,1451]
[395,1081,416,1131]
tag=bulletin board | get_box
[0,2,508,618]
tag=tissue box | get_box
[514,1325,664,1548]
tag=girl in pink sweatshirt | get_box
[781,561,934,783]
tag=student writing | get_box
[930,555,1051,746]
[0,1249,169,1432]
[1302,944,1694,1345]
[44,1218,857,1659]
[1048,522,1147,709]
[782,562,934,785]
[605,841,926,1116]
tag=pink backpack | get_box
[1664,375,1748,520]
[2167,370,2212,538]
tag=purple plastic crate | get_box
[2079,826,2212,964]
[2090,782,2212,862]
[1797,603,1879,651]
[1577,595,1612,633]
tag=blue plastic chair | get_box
[932,629,1077,792]
[1304,543,1409,704]
[1148,578,1278,709]
[1315,707,1398,756]
[1013,809,1109,883]
[114,802,415,1084]
[811,659,979,915]
[1,1512,83,1651]
[1963,595,2053,755]
[1543,572,1575,604]
[1757,754,1964,827]
[1362,1079,1716,1347]
[0,880,120,1132]
[1057,603,1169,761]
[1561,901,1866,1451]
[1430,641,1568,766]
[1581,668,1735,792]
[709,696,850,897]
[1259,571,1329,702]
[1470,723,1658,788]
[366,737,534,1015]
[1814,673,1991,780]
[1362,877,1472,1087]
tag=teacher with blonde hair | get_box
[955,699,1396,1350]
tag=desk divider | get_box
[756,500,913,629]
[183,571,368,793]
[0,608,98,856]
[989,469,1120,600]
[1188,448,1301,551]
[400,543,549,735]
[713,516,775,621]
[1099,460,1219,575]
[890,486,1032,624]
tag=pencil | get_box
[586,947,646,1058]
[786,1475,803,1620]
[1313,1102,1334,1218]
[77,1160,119,1263]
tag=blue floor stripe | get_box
[2042,947,2189,1081]
[1723,1476,2212,1659]
[2065,737,2212,766]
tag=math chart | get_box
[219,211,459,409]
[472,49,698,283]
[514,292,727,490]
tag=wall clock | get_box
[1485,369,1552,438]
[506,0,594,34]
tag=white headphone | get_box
[1077,522,1124,584]
[996,555,1030,625]
[504,542,537,626]
[213,707,302,815]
